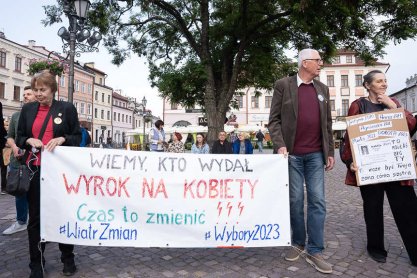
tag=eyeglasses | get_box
[304,58,323,63]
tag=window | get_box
[341,75,349,87]
[81,83,85,93]
[129,116,131,123]
[330,100,335,111]
[237,96,243,108]
[107,111,110,120]
[15,57,22,72]
[333,56,340,64]
[94,108,98,118]
[122,114,124,122]
[80,103,85,114]
[108,95,111,103]
[114,112,116,120]
[74,102,78,111]
[355,74,363,87]
[326,75,334,87]
[95,91,98,101]
[342,99,349,116]
[102,93,105,102]
[251,96,259,108]
[118,113,120,121]
[0,82,4,98]
[346,55,352,63]
[265,96,272,108]
[88,84,92,93]
[75,80,79,91]
[0,51,6,67]
[171,103,178,110]
[60,76,65,87]
[412,98,416,111]
[101,110,104,119]
[99,78,103,85]
[13,86,20,101]
[87,104,91,115]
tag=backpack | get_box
[80,127,91,147]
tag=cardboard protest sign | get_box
[346,108,416,185]
[40,147,290,248]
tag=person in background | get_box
[1,120,10,193]
[79,125,91,147]
[342,70,417,266]
[165,132,184,153]
[255,129,265,153]
[149,119,165,152]
[16,70,81,278]
[232,132,254,154]
[2,86,36,235]
[268,48,334,274]
[0,102,6,194]
[211,131,233,154]
[191,133,209,154]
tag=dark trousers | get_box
[0,154,6,191]
[27,168,74,270]
[360,182,417,264]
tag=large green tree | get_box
[44,0,417,142]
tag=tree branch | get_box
[150,0,202,57]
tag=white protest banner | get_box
[40,147,290,248]
[346,108,417,185]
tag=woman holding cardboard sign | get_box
[341,70,417,266]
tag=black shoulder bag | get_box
[6,107,54,196]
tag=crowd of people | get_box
[148,120,262,155]
[1,48,417,278]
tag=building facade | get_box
[85,63,113,144]
[320,49,389,121]
[162,50,389,127]
[112,90,133,147]
[390,74,417,114]
[0,35,46,118]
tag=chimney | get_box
[85,62,95,68]
[0,31,5,39]
[28,40,36,48]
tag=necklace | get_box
[367,96,379,104]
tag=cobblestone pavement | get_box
[1,150,417,278]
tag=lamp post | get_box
[58,0,102,103]
[141,96,148,150]
[129,96,149,150]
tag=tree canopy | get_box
[44,0,417,141]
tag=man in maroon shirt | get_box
[268,49,334,274]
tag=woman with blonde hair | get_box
[232,132,253,154]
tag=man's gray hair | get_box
[297,48,318,68]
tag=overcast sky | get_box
[2,0,416,117]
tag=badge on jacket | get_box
[54,117,62,124]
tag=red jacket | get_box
[342,97,416,186]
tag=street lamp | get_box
[129,96,149,150]
[57,0,102,103]
[141,97,148,150]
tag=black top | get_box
[211,140,233,154]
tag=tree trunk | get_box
[204,78,227,147]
